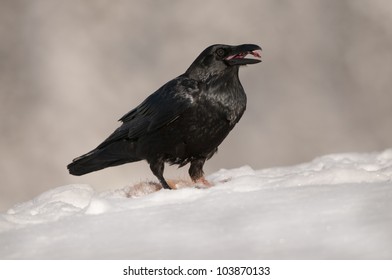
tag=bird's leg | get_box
[189,158,212,187]
[149,160,171,190]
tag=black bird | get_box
[67,44,262,189]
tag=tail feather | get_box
[67,142,140,176]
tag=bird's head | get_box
[186,44,262,81]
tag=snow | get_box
[1,150,392,259]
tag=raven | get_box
[67,44,262,189]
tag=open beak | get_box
[224,44,262,66]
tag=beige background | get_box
[1,0,392,211]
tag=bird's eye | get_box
[216,48,226,57]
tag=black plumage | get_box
[67,44,262,189]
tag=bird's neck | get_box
[186,64,240,83]
[205,66,242,91]
[205,66,240,84]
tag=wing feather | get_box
[96,76,199,149]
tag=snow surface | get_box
[1,150,392,259]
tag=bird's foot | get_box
[165,178,212,189]
[194,177,213,189]
[166,179,191,189]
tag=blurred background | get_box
[1,0,391,211]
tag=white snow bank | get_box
[1,150,392,259]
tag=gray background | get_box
[1,0,391,211]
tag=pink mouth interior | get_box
[226,49,262,60]
[251,50,262,58]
